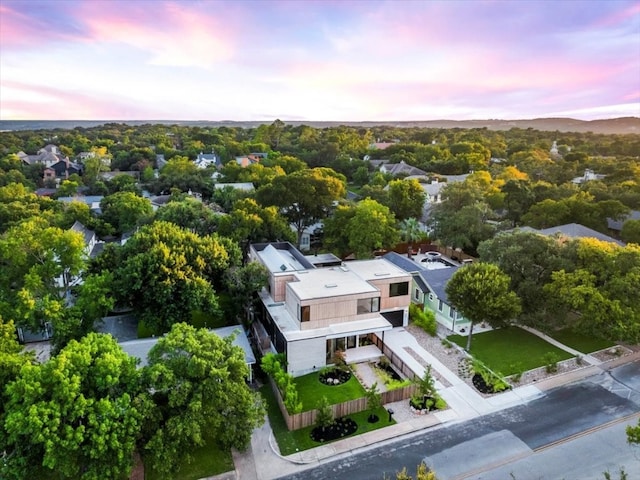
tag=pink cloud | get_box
[75,1,237,67]
[593,2,640,27]
[1,81,155,120]
[0,3,79,48]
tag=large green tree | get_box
[100,191,153,235]
[110,221,240,333]
[217,198,295,258]
[445,262,521,350]
[323,198,399,259]
[154,196,219,236]
[2,333,148,480]
[0,218,86,336]
[256,167,346,246]
[477,231,575,328]
[141,323,265,479]
[543,239,640,342]
[386,179,426,221]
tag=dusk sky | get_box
[1,0,639,122]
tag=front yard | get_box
[295,369,367,411]
[547,327,614,353]
[448,326,574,375]
[260,384,395,455]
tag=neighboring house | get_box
[99,171,140,182]
[118,326,256,381]
[46,159,83,181]
[195,151,222,169]
[213,182,255,192]
[607,210,640,237]
[517,223,625,247]
[57,195,104,215]
[35,188,58,197]
[369,142,396,150]
[70,220,102,258]
[383,252,471,334]
[249,242,412,377]
[155,154,167,169]
[571,169,606,184]
[17,144,68,168]
[54,221,102,294]
[234,153,263,167]
[380,161,427,177]
[296,221,323,252]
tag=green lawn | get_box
[295,370,367,411]
[145,434,234,480]
[448,326,574,375]
[261,385,395,455]
[547,328,614,353]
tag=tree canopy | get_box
[141,323,264,479]
[445,262,521,350]
[109,221,240,333]
[256,167,346,246]
[2,333,148,480]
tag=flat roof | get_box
[288,267,378,300]
[344,257,411,281]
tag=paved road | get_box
[277,363,640,480]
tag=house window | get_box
[300,305,310,322]
[438,300,443,312]
[415,288,420,299]
[357,297,380,314]
[389,282,409,297]
[450,307,457,319]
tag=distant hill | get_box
[1,117,639,135]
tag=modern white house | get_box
[249,242,411,377]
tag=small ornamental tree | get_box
[365,382,382,422]
[315,396,334,431]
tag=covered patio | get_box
[343,344,383,364]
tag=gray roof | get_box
[70,220,95,246]
[520,223,625,246]
[383,251,458,300]
[607,210,640,231]
[420,267,460,304]
[383,251,423,273]
[118,325,255,368]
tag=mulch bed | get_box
[310,417,357,442]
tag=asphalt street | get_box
[277,363,640,480]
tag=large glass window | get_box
[357,297,380,314]
[389,281,409,297]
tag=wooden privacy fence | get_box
[269,378,417,431]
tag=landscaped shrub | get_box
[410,366,447,413]
[261,353,303,414]
[542,352,560,373]
[319,367,352,386]
[410,304,437,336]
[310,417,357,443]
[373,361,411,391]
[471,358,510,394]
